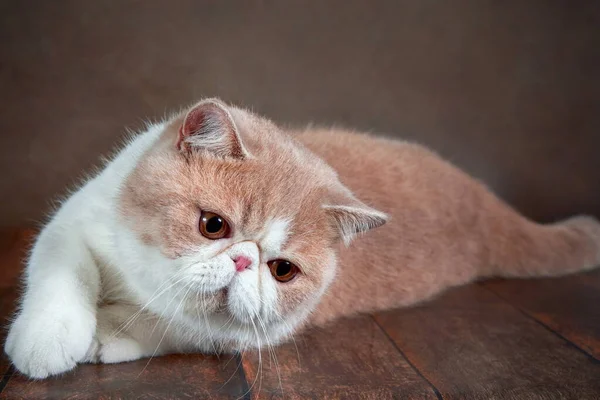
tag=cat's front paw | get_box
[83,303,166,365]
[84,332,150,365]
[4,308,96,379]
[98,336,148,364]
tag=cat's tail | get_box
[483,210,600,278]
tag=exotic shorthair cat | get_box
[5,99,600,379]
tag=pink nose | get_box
[234,256,252,272]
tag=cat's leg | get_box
[84,303,177,364]
[4,225,100,379]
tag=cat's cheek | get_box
[275,277,319,317]
[275,252,337,317]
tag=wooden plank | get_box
[242,315,439,399]
[0,230,30,387]
[2,353,249,399]
[0,288,19,377]
[0,230,25,393]
[374,285,600,399]
[483,269,600,359]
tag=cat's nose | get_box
[234,255,252,272]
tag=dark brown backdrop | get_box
[1,0,599,227]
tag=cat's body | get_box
[5,99,600,379]
[299,129,600,324]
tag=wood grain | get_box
[1,354,249,399]
[242,315,439,399]
[0,230,28,384]
[374,285,600,399]
[0,288,19,380]
[483,269,600,359]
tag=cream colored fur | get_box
[5,99,599,379]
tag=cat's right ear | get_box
[176,99,249,159]
[323,195,388,246]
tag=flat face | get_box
[117,114,343,349]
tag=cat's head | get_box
[118,99,386,349]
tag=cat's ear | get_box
[323,197,388,246]
[176,98,249,159]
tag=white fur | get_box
[3,122,310,379]
[4,123,165,379]
[261,218,291,259]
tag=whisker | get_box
[147,278,188,339]
[221,314,236,332]
[137,282,193,378]
[218,351,243,391]
[234,330,253,400]
[251,304,283,397]
[255,299,301,369]
[272,313,301,368]
[245,318,263,398]
[200,284,221,357]
[222,351,238,370]
[110,273,187,339]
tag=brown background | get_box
[1,0,598,227]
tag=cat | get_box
[5,99,600,379]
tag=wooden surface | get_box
[0,230,599,399]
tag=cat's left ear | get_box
[177,98,249,159]
[323,196,388,246]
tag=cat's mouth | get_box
[183,273,260,323]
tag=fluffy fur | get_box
[5,99,600,379]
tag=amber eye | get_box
[199,211,230,239]
[267,260,300,282]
